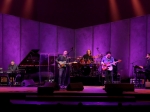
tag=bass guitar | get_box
[102,59,121,71]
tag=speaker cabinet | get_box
[38,82,60,95]
[44,82,60,90]
[67,82,84,91]
[21,79,35,87]
[105,83,134,94]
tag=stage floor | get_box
[0,86,150,95]
[0,86,150,108]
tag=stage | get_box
[0,86,150,95]
[0,86,149,111]
[0,86,150,101]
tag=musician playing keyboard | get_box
[101,51,116,84]
[139,53,150,82]
[8,60,21,85]
[56,50,69,89]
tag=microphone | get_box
[71,47,74,50]
[96,47,99,49]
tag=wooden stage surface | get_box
[0,86,150,108]
[0,86,150,95]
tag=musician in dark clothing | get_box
[8,60,19,71]
[8,60,21,85]
[82,49,94,64]
[139,53,150,82]
[56,50,69,89]
[80,50,94,76]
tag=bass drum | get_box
[81,65,91,76]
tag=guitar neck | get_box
[107,61,119,66]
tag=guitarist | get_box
[101,51,115,84]
[56,50,69,89]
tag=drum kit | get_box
[69,55,103,76]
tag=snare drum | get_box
[72,62,79,71]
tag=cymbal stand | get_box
[96,48,103,82]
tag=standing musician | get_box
[139,53,150,82]
[56,50,69,89]
[101,51,115,84]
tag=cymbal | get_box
[67,57,76,59]
[93,54,103,58]
[76,56,82,59]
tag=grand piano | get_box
[0,50,39,85]
[19,49,40,74]
[18,49,57,83]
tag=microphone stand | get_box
[96,48,103,83]
[131,62,135,79]
[67,48,74,62]
[67,48,74,80]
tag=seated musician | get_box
[8,60,21,85]
[139,53,150,82]
[101,51,115,84]
[82,49,94,64]
[80,49,94,76]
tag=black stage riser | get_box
[25,95,136,102]
[70,76,101,85]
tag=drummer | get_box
[80,49,94,64]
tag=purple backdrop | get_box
[111,19,130,79]
[2,14,20,70]
[75,27,93,57]
[147,15,150,53]
[21,18,40,61]
[0,14,2,67]
[57,26,75,57]
[39,23,57,54]
[93,23,111,56]
[129,16,147,78]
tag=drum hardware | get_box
[70,56,102,77]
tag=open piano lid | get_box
[18,49,40,74]
[19,49,40,67]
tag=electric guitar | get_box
[102,59,122,71]
[58,61,72,68]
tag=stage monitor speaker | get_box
[21,79,35,87]
[44,82,60,90]
[67,82,84,91]
[105,83,134,94]
[38,82,60,95]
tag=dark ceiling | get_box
[0,0,150,29]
